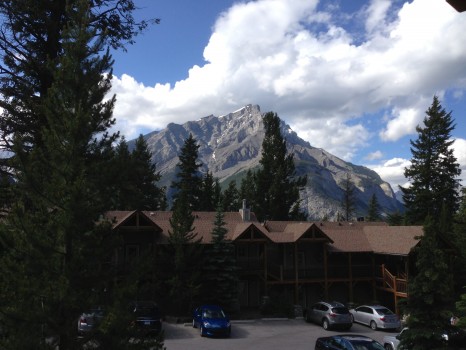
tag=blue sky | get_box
[108,0,466,191]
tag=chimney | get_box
[239,199,250,221]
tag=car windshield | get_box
[203,309,225,319]
[134,305,160,317]
[375,308,393,315]
[332,307,349,314]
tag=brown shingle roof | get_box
[106,211,421,256]
[323,227,373,253]
[363,225,423,255]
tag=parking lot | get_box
[163,318,398,350]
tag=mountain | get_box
[136,104,404,220]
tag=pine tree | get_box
[167,192,203,315]
[240,170,257,212]
[170,134,203,210]
[198,171,220,211]
[254,112,307,221]
[400,217,454,349]
[341,172,356,221]
[0,0,153,157]
[201,204,239,312]
[0,2,163,349]
[222,180,241,212]
[401,96,461,225]
[366,193,381,221]
[130,134,164,210]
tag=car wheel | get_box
[200,325,204,337]
[384,345,394,350]
[370,321,377,330]
[350,314,354,323]
[305,312,311,323]
[192,319,196,328]
[322,319,330,330]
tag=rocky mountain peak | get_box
[137,104,403,220]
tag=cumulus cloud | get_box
[109,0,466,188]
[368,157,411,190]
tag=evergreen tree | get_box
[254,112,307,221]
[167,192,203,315]
[366,193,381,221]
[112,136,164,210]
[112,137,136,209]
[198,171,219,211]
[0,0,154,158]
[400,217,454,349]
[240,170,257,212]
[130,134,165,210]
[401,96,461,225]
[386,211,405,226]
[170,134,203,210]
[201,204,239,312]
[0,2,163,349]
[341,172,356,221]
[222,180,241,212]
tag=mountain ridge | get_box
[135,104,404,220]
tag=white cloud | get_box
[365,150,383,161]
[368,157,411,190]
[109,0,466,188]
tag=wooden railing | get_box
[378,264,408,296]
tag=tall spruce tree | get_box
[198,171,221,211]
[170,133,203,210]
[201,204,239,312]
[400,217,454,350]
[222,180,241,212]
[0,0,154,160]
[366,193,381,221]
[0,1,163,349]
[167,192,202,315]
[240,170,257,212]
[401,96,461,225]
[254,112,307,221]
[130,134,165,210]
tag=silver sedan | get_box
[349,305,401,330]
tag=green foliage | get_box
[240,170,257,211]
[198,171,221,211]
[221,180,241,212]
[0,1,164,349]
[112,136,165,210]
[401,96,461,225]
[400,217,454,350]
[253,112,307,221]
[200,205,239,313]
[455,290,466,328]
[170,134,203,210]
[366,193,381,221]
[386,211,406,226]
[167,192,203,315]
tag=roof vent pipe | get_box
[240,199,250,222]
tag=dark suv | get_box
[129,301,162,336]
[305,301,352,330]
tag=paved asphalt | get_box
[163,317,398,350]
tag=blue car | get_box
[192,305,231,337]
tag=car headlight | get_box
[203,321,211,328]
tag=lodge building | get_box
[107,207,425,314]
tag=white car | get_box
[349,305,401,330]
